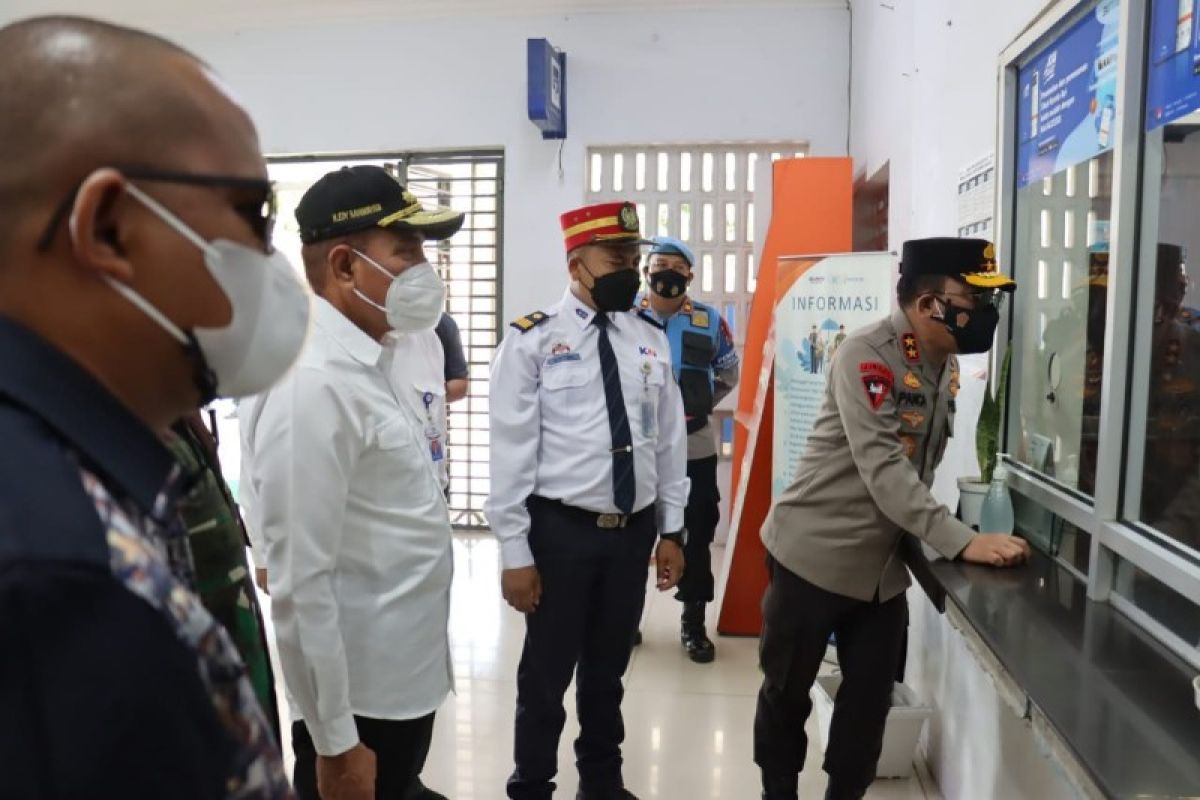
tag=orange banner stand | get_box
[716,157,853,636]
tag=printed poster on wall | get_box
[1016,0,1121,189]
[1146,0,1200,130]
[772,252,894,498]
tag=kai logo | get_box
[638,345,658,358]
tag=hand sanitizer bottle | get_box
[979,461,1015,535]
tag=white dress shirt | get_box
[484,286,691,570]
[239,297,453,756]
[382,328,449,488]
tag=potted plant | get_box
[958,348,1011,529]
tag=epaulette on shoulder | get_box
[510,311,550,333]
[635,309,665,330]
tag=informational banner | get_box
[772,252,894,497]
[1146,0,1200,130]
[1016,1,1120,189]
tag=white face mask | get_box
[352,249,446,333]
[99,183,311,401]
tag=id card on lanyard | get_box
[640,361,657,438]
[422,391,445,463]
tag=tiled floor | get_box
[258,534,939,799]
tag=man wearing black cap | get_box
[754,238,1031,800]
[240,165,463,800]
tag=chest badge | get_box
[639,345,658,358]
[949,369,961,398]
[551,341,572,356]
[900,410,926,428]
[691,309,710,328]
[900,435,918,458]
[902,333,921,363]
[903,371,922,390]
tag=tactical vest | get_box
[641,296,721,433]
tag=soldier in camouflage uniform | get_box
[164,411,281,738]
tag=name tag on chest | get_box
[546,352,582,367]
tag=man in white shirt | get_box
[486,202,690,800]
[241,165,463,800]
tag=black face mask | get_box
[936,298,999,354]
[648,269,689,300]
[582,264,641,313]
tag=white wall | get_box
[851,1,1090,797]
[4,2,851,323]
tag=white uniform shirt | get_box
[239,297,453,756]
[382,328,449,488]
[484,286,691,570]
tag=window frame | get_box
[996,0,1200,669]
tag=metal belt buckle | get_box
[597,513,627,529]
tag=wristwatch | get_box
[659,529,688,546]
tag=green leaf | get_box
[975,348,1012,484]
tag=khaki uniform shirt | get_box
[762,308,976,602]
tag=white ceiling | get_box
[6,0,842,29]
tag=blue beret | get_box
[649,236,695,268]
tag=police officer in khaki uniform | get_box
[755,238,1032,800]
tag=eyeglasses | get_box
[36,166,277,252]
[936,289,1008,311]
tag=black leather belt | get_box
[528,496,654,529]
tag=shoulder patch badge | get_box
[510,311,549,332]
[902,333,921,363]
[719,317,734,344]
[859,362,894,412]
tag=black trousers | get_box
[676,454,720,605]
[293,713,435,800]
[754,556,907,799]
[507,498,657,800]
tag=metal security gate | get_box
[265,150,503,529]
[585,143,806,456]
[403,153,503,528]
